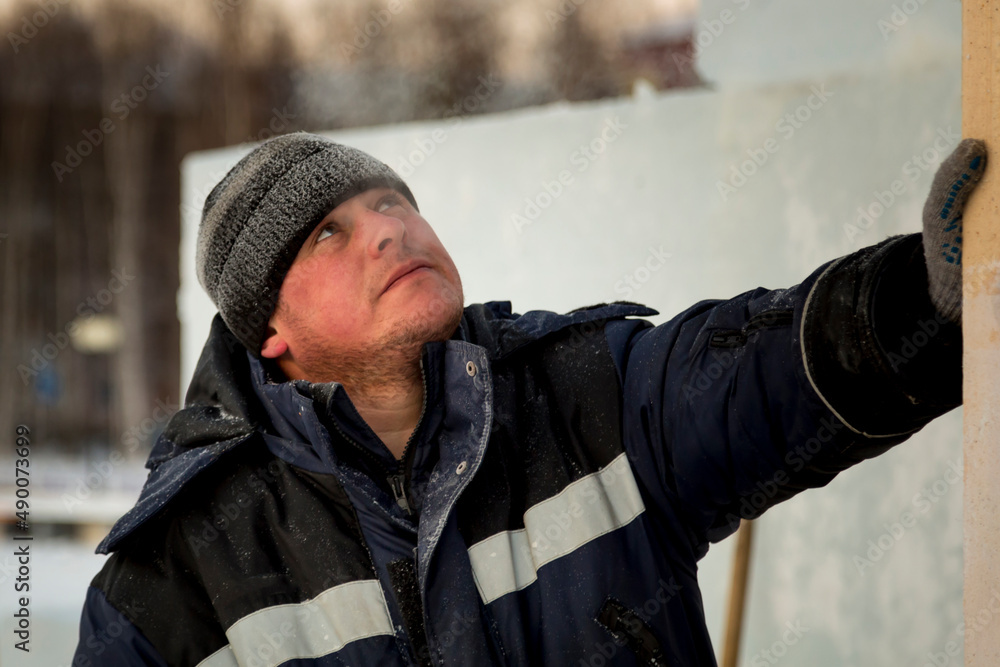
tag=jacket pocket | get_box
[596,597,669,667]
[709,309,794,348]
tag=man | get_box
[74,132,984,666]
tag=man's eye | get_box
[377,195,403,213]
[316,225,338,242]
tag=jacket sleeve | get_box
[609,233,961,554]
[72,585,170,667]
[73,514,233,667]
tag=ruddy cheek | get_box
[293,259,326,283]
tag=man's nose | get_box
[366,210,405,256]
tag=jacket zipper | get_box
[392,357,428,516]
[325,358,428,517]
[388,473,412,515]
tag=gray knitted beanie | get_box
[197,132,417,355]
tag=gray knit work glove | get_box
[922,138,988,323]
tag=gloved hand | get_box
[922,138,988,323]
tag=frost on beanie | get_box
[196,132,417,355]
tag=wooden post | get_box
[962,4,1000,664]
[721,519,753,667]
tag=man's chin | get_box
[383,292,463,350]
[288,296,463,387]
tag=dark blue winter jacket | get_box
[72,234,961,666]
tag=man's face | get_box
[260,187,464,384]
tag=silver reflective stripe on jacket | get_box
[196,579,394,667]
[467,452,646,604]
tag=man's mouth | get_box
[381,260,432,295]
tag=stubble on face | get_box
[277,280,464,397]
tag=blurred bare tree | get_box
[1,11,111,447]
[548,11,623,102]
[0,0,296,455]
[416,0,502,116]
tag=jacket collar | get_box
[97,300,657,554]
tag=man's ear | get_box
[260,322,289,359]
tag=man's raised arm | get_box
[609,139,985,554]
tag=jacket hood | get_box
[97,313,264,554]
[147,315,261,467]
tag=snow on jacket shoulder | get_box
[73,233,960,667]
